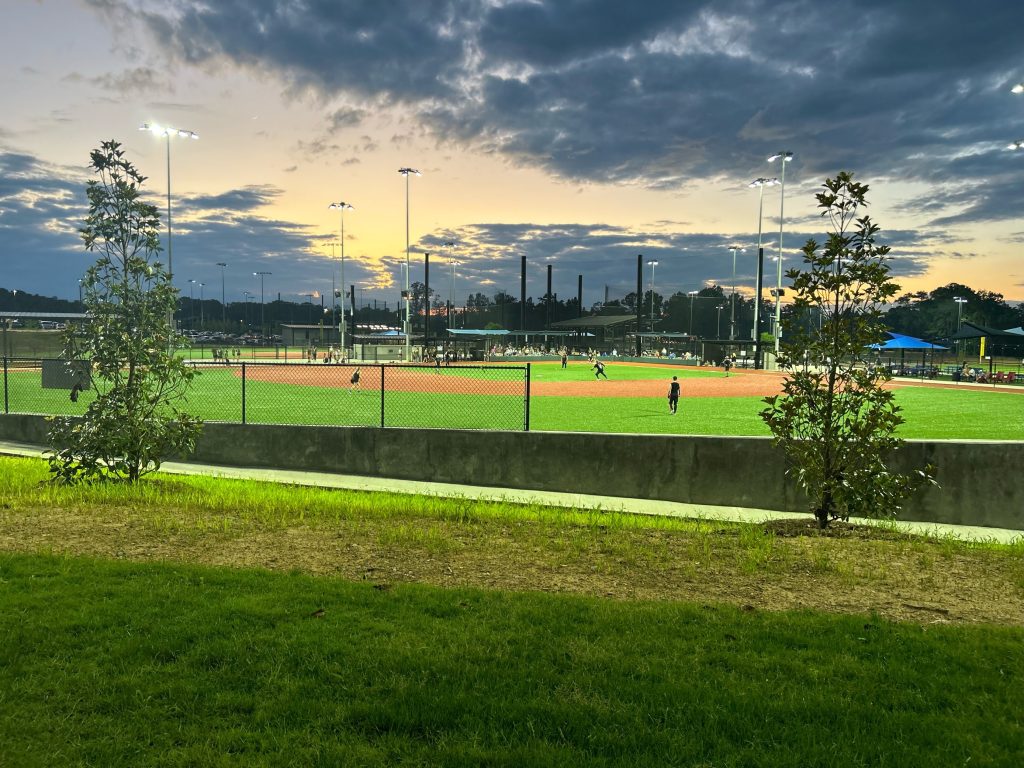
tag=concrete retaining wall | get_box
[2,414,1021,531]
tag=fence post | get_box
[380,364,386,428]
[241,362,247,424]
[3,357,7,414]
[524,363,531,431]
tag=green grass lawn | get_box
[2,552,1022,767]
[1,458,1022,765]
[5,361,1022,438]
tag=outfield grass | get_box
[4,361,1022,438]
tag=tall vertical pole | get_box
[546,263,552,330]
[754,248,765,369]
[520,255,526,332]
[635,254,642,356]
[341,207,347,353]
[165,135,173,282]
[775,158,787,355]
[404,173,411,361]
[217,262,227,327]
[577,274,583,318]
[424,251,430,354]
[729,248,738,341]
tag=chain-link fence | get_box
[1,358,531,431]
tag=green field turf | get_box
[2,552,1022,767]
[4,362,1022,438]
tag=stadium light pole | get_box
[647,260,658,332]
[749,176,779,367]
[449,257,461,330]
[243,291,253,330]
[187,279,196,329]
[1012,83,1024,94]
[216,262,227,327]
[198,282,205,329]
[328,201,354,353]
[954,296,968,360]
[138,123,197,285]
[398,167,421,361]
[727,246,744,340]
[687,290,698,334]
[768,152,794,356]
[254,271,272,336]
[1010,141,1024,151]
[716,305,725,339]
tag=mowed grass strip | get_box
[1,552,1022,767]
[2,456,1022,626]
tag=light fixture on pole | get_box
[1012,83,1024,94]
[726,245,744,340]
[198,282,205,329]
[328,201,354,353]
[398,168,421,361]
[187,279,196,329]
[1009,141,1024,151]
[254,271,272,336]
[716,305,725,339]
[646,260,658,332]
[954,296,968,360]
[687,290,699,335]
[243,291,253,330]
[449,258,461,330]
[768,152,794,356]
[138,123,198,285]
[749,177,779,367]
[215,262,227,327]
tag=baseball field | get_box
[4,358,1023,438]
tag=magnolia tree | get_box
[760,172,934,529]
[48,140,201,483]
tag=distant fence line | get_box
[1,358,531,432]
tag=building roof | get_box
[550,315,636,329]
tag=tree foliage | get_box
[48,140,201,484]
[760,172,935,529]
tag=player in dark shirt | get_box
[668,376,680,414]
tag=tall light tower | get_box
[187,279,196,329]
[398,167,421,361]
[254,271,272,336]
[727,246,744,341]
[138,123,198,284]
[749,177,779,367]
[647,260,658,332]
[328,201,354,353]
[140,123,197,333]
[198,282,205,329]
[216,262,227,327]
[768,152,794,355]
[954,296,968,360]
[243,291,253,330]
[687,290,698,334]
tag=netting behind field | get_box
[2,359,530,432]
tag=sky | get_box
[1,0,1023,312]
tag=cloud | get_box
[84,0,1021,217]
[63,66,169,95]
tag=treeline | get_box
[2,283,1021,340]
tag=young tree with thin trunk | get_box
[48,140,201,483]
[761,172,934,529]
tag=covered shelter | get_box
[950,321,1024,361]
[869,332,948,377]
[549,315,637,352]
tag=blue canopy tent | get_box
[869,333,948,377]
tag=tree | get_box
[48,140,202,484]
[760,172,934,529]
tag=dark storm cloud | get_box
[0,148,360,301]
[414,219,933,305]
[184,186,281,213]
[90,0,1024,212]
